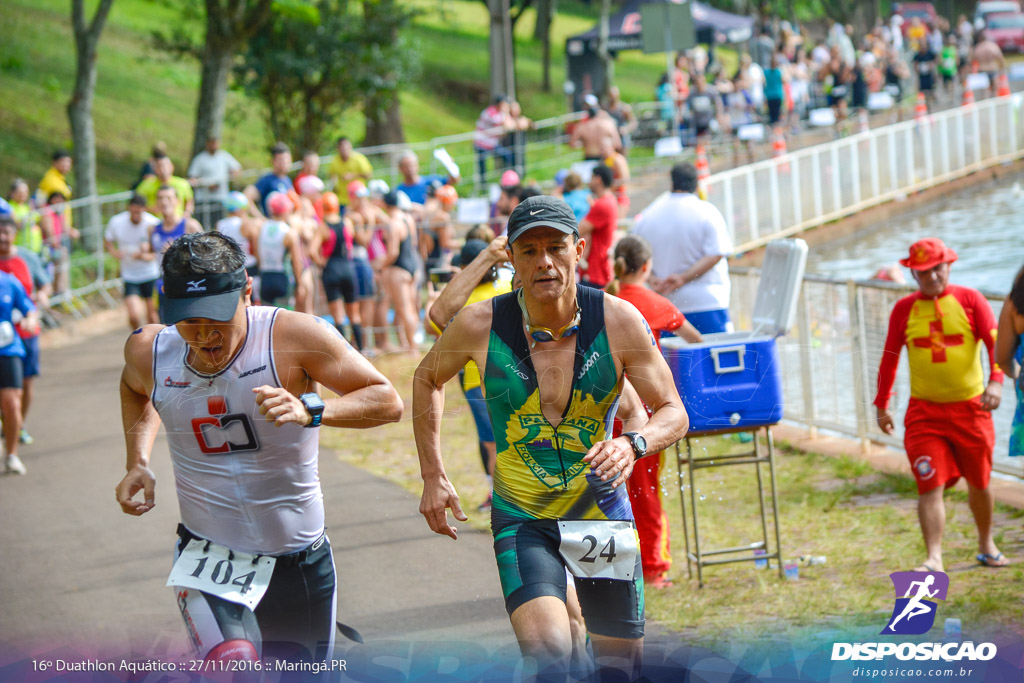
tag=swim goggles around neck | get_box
[518,288,580,346]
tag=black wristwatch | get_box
[300,393,325,428]
[622,432,648,459]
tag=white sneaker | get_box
[5,453,26,475]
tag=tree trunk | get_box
[596,0,613,100]
[363,0,406,146]
[364,92,405,146]
[191,37,234,160]
[488,0,516,100]
[535,0,555,92]
[190,0,274,160]
[68,0,115,253]
[533,0,548,40]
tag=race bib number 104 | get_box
[167,539,276,610]
[557,520,638,581]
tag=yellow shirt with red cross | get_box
[874,285,1003,409]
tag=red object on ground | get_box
[962,83,975,107]
[771,126,790,173]
[997,71,1012,96]
[695,143,711,195]
[915,92,929,120]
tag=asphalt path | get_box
[0,329,516,671]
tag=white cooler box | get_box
[661,239,808,434]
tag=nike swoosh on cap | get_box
[529,209,544,215]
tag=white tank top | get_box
[151,306,323,555]
[258,220,289,273]
[215,216,257,269]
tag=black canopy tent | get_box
[565,0,755,109]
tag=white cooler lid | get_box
[750,238,807,337]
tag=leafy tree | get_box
[152,0,275,161]
[234,0,416,150]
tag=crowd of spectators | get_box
[653,13,1009,149]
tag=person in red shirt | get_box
[578,165,617,288]
[607,234,702,588]
[874,238,1007,571]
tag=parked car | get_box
[982,11,1024,51]
[974,0,1023,30]
[894,1,938,35]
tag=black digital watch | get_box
[622,432,648,459]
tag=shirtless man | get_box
[570,96,623,161]
[412,195,688,679]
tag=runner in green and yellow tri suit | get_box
[412,196,688,679]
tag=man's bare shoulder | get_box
[272,309,351,352]
[124,324,162,364]
[603,294,658,351]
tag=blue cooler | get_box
[661,238,808,434]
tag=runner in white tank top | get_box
[115,233,403,664]
[258,219,289,273]
[152,305,322,554]
[215,215,258,270]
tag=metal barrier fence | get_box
[729,269,1021,479]
[50,191,135,317]
[706,95,1024,254]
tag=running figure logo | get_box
[883,571,949,635]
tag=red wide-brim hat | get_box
[899,237,958,271]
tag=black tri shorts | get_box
[493,519,644,639]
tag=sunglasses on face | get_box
[518,288,580,345]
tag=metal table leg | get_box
[767,428,784,580]
[675,441,692,580]
[687,437,703,587]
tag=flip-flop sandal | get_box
[913,563,938,573]
[976,553,1009,568]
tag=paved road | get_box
[0,330,514,668]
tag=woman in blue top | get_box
[996,263,1024,458]
[764,53,786,126]
[560,172,592,223]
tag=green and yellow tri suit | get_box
[483,286,644,637]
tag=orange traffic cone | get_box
[914,92,928,121]
[962,82,975,107]
[771,126,790,173]
[695,143,711,198]
[997,72,1011,97]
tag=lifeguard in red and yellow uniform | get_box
[874,238,1008,572]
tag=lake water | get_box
[805,175,1024,293]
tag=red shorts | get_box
[903,396,994,494]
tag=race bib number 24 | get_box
[557,520,638,581]
[167,539,276,610]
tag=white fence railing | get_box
[729,269,1021,479]
[706,95,1024,254]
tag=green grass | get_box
[0,0,672,195]
[322,355,1024,646]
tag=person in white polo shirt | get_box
[188,136,242,230]
[633,162,733,334]
[104,193,161,329]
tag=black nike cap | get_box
[506,195,579,244]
